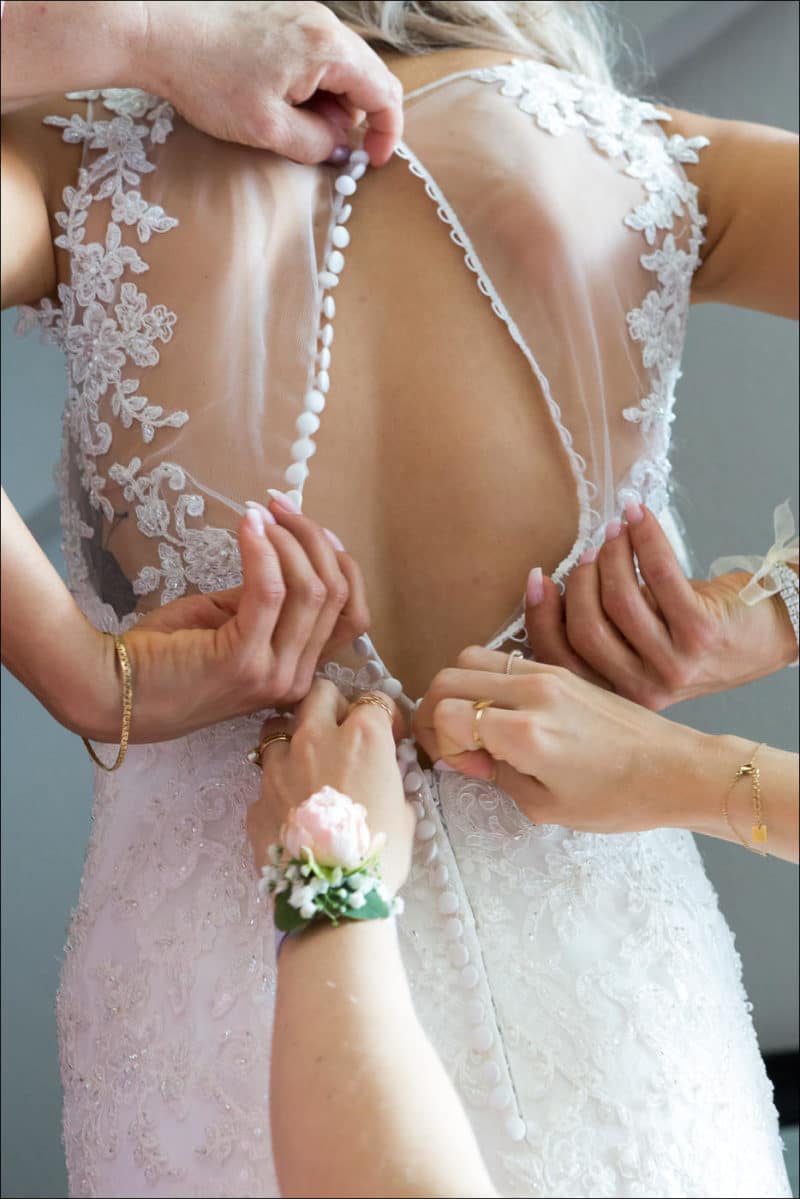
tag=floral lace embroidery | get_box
[18,90,242,610]
[473,60,708,524]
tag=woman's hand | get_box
[415,647,714,834]
[142,1,404,164]
[246,680,414,895]
[526,503,796,710]
[112,501,370,742]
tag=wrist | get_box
[60,624,124,742]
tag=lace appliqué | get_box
[474,60,708,524]
[18,91,241,612]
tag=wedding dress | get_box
[21,60,791,1198]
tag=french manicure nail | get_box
[624,500,644,525]
[267,489,301,514]
[243,507,265,537]
[433,759,457,773]
[245,500,276,525]
[580,547,598,565]
[324,528,345,552]
[605,519,623,542]
[526,566,544,606]
[327,145,351,166]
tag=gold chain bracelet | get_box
[82,634,133,772]
[722,742,768,856]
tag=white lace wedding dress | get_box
[21,61,790,1198]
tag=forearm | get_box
[660,722,798,863]
[1,488,118,737]
[272,919,496,1199]
[1,1,146,112]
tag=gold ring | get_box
[351,693,394,722]
[247,731,292,769]
[472,699,494,750]
[506,649,525,675]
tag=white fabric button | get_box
[296,412,320,437]
[396,741,417,764]
[363,660,384,682]
[285,489,303,510]
[316,370,330,393]
[481,1060,501,1087]
[350,149,370,167]
[416,820,436,842]
[339,203,353,223]
[466,1000,484,1025]
[403,770,424,794]
[320,324,334,347]
[411,801,425,821]
[284,461,309,487]
[350,162,367,181]
[470,1026,494,1054]
[317,347,331,371]
[322,295,336,319]
[423,843,438,865]
[327,250,345,274]
[291,438,316,462]
[490,1085,512,1111]
[461,964,480,989]
[505,1116,527,1142]
[438,891,458,916]
[449,943,469,967]
[432,864,449,887]
[379,677,403,698]
[444,918,463,941]
[304,389,325,414]
[318,270,339,289]
[335,175,357,196]
[332,225,350,248]
[353,635,371,657]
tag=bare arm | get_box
[671,108,799,319]
[274,921,496,1199]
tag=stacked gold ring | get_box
[247,731,292,769]
[351,693,394,722]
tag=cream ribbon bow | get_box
[709,500,799,606]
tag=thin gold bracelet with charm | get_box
[82,634,133,772]
[722,742,768,856]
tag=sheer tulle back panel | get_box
[37,67,704,677]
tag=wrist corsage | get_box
[258,786,404,933]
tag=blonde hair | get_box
[323,2,617,85]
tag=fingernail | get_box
[245,500,276,525]
[433,759,457,773]
[324,528,345,552]
[267,489,301,515]
[624,500,644,525]
[327,145,350,165]
[580,547,598,565]
[605,519,623,542]
[243,507,265,537]
[526,567,544,606]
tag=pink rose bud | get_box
[282,786,372,870]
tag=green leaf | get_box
[274,892,311,933]
[344,891,392,922]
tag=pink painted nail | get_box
[526,567,544,606]
[624,500,644,525]
[245,500,276,525]
[580,547,598,565]
[605,519,623,541]
[243,507,265,537]
[324,528,345,552]
[267,489,301,514]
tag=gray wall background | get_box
[1,2,798,1196]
